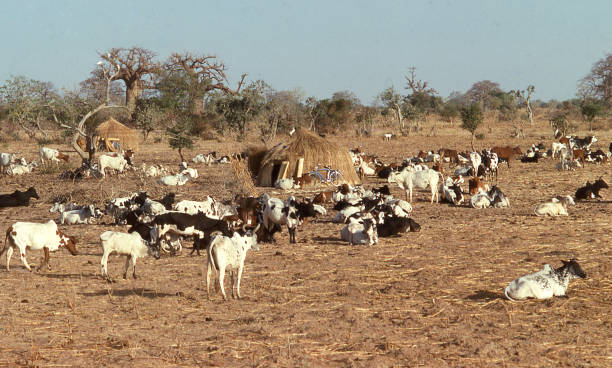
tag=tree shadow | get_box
[37,272,98,279]
[466,290,504,301]
[80,288,178,299]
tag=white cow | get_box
[1,220,77,271]
[388,168,442,203]
[534,195,575,216]
[206,228,260,300]
[340,218,378,246]
[504,259,586,300]
[98,154,128,177]
[39,147,69,165]
[100,231,160,281]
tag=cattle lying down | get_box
[2,220,77,271]
[534,195,575,216]
[575,178,609,201]
[504,259,586,301]
[0,187,40,208]
[340,218,378,246]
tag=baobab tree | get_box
[580,53,612,103]
[166,52,246,115]
[98,47,158,112]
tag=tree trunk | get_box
[393,103,403,130]
[178,147,185,162]
[189,91,205,115]
[526,100,533,125]
[125,80,141,113]
[471,132,475,151]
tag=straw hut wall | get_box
[254,129,360,187]
[94,117,140,152]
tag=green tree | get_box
[215,80,266,139]
[166,114,194,161]
[0,75,57,138]
[580,98,605,131]
[134,100,164,140]
[379,86,404,129]
[461,103,483,150]
[466,80,501,110]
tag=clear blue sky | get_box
[1,0,611,104]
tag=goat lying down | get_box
[534,195,575,216]
[504,259,586,301]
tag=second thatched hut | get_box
[94,117,140,152]
[252,129,360,187]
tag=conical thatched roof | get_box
[254,129,360,187]
[95,117,139,152]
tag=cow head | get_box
[58,231,78,255]
[561,259,586,279]
[26,187,40,200]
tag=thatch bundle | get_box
[94,117,140,152]
[253,128,360,187]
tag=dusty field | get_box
[0,123,610,367]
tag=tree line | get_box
[0,47,611,159]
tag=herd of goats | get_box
[0,132,607,301]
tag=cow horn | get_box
[253,224,261,233]
[242,224,247,232]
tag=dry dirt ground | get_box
[0,123,610,367]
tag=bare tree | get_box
[580,54,612,103]
[379,87,404,130]
[98,47,159,112]
[405,67,437,95]
[166,52,246,115]
[54,62,124,164]
[466,80,501,110]
[512,85,535,125]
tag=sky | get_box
[1,0,611,105]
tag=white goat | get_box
[504,259,586,300]
[206,228,260,300]
[100,231,160,281]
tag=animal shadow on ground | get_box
[466,290,504,301]
[38,272,98,280]
[311,236,347,246]
[80,288,177,299]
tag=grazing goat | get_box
[575,178,609,201]
[100,231,160,281]
[0,187,40,208]
[2,220,77,271]
[534,195,575,216]
[206,226,260,300]
[504,259,586,300]
[39,147,69,165]
[388,168,442,203]
[340,218,378,246]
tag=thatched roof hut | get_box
[94,117,140,152]
[254,129,360,187]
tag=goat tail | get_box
[504,286,516,302]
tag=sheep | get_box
[206,226,260,300]
[504,259,586,301]
[100,231,160,281]
[340,218,378,246]
[534,195,575,216]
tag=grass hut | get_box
[94,117,140,152]
[254,129,360,187]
